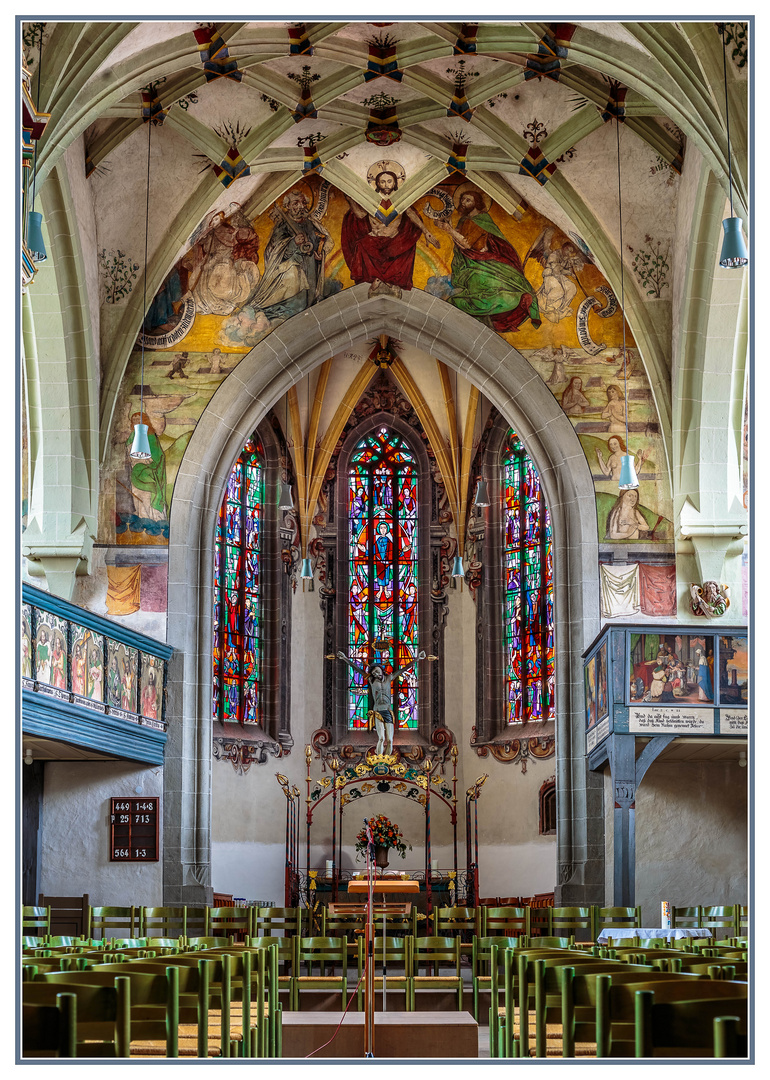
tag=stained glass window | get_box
[347,427,419,730]
[213,435,264,724]
[502,430,554,723]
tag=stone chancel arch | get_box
[166,287,600,905]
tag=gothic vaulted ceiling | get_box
[23,19,748,528]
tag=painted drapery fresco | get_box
[101,169,674,618]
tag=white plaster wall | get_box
[40,760,164,907]
[604,758,747,924]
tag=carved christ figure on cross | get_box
[334,649,426,756]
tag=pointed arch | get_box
[165,285,600,904]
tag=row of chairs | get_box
[23,941,283,1059]
[23,905,303,944]
[23,932,748,1059]
[24,901,748,948]
[484,941,748,1059]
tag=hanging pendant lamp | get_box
[719,24,748,269]
[452,554,465,578]
[614,118,639,491]
[278,478,294,509]
[130,95,154,462]
[474,478,490,507]
[301,556,313,579]
[27,29,46,262]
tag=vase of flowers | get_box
[355,813,411,864]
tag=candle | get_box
[431,859,438,870]
[661,901,671,929]
[325,859,334,875]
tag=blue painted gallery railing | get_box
[21,582,172,765]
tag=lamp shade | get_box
[451,554,464,578]
[27,210,47,262]
[618,454,639,490]
[719,217,748,268]
[130,422,152,461]
[474,478,490,506]
[301,557,313,579]
[278,479,294,509]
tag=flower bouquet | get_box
[355,813,411,861]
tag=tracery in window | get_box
[347,426,419,730]
[502,430,555,724]
[212,435,264,725]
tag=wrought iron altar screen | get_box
[294,743,476,912]
[465,773,489,906]
[277,773,302,907]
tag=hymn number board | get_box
[110,797,159,862]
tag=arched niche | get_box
[164,285,601,906]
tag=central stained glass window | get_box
[347,427,419,730]
[212,435,264,725]
[503,430,555,723]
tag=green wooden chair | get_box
[483,905,529,938]
[22,993,77,1058]
[139,906,187,940]
[528,905,552,937]
[322,905,366,942]
[184,906,208,940]
[602,976,747,1058]
[23,980,129,1057]
[206,906,251,942]
[292,937,349,1011]
[699,905,738,939]
[88,906,138,940]
[637,987,749,1058]
[255,907,303,939]
[410,936,463,1011]
[41,964,193,1057]
[516,951,637,1057]
[471,935,519,1022]
[550,907,594,944]
[22,906,50,939]
[595,906,642,941]
[670,905,700,930]
[571,968,700,1058]
[356,934,414,1011]
[432,905,479,938]
[185,936,231,950]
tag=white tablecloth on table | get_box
[597,927,712,944]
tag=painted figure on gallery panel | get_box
[87,642,103,702]
[141,666,159,720]
[341,161,439,299]
[21,608,32,679]
[72,639,87,696]
[696,647,714,701]
[51,632,67,690]
[436,183,541,333]
[35,626,51,684]
[106,648,122,708]
[121,652,138,712]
